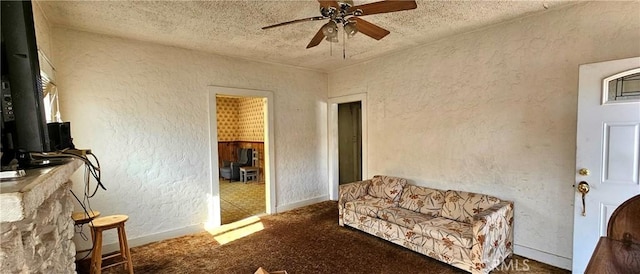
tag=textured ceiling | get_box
[36,0,575,72]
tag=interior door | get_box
[572,57,640,273]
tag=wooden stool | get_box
[72,210,101,256]
[89,215,134,274]
[72,210,101,225]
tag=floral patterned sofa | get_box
[338,175,514,274]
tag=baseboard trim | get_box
[514,244,571,271]
[276,195,329,213]
[98,223,204,255]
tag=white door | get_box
[572,57,640,273]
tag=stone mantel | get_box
[0,160,82,273]
[1,160,82,223]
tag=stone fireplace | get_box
[1,161,81,273]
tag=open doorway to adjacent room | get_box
[208,86,275,228]
[216,95,266,224]
[338,101,362,184]
[328,93,368,200]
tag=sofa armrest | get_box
[338,180,371,226]
[470,201,514,273]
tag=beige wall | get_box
[329,1,640,269]
[32,2,53,63]
[53,28,328,248]
[32,2,56,82]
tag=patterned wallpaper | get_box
[216,97,239,141]
[216,96,264,141]
[238,98,265,141]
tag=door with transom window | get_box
[572,57,640,273]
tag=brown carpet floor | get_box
[78,201,569,274]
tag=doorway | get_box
[338,101,362,184]
[328,93,368,200]
[207,87,276,228]
[216,95,266,224]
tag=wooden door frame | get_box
[328,93,368,200]
[206,86,276,228]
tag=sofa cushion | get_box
[367,175,407,202]
[398,185,445,216]
[344,195,397,217]
[413,217,474,249]
[377,207,434,229]
[440,190,501,223]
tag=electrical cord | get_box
[56,150,106,196]
[70,189,96,261]
[30,150,105,194]
[63,149,105,262]
[86,152,103,198]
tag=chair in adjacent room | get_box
[240,150,260,183]
[220,148,253,181]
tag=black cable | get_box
[65,151,106,261]
[83,165,95,220]
[88,152,100,173]
[86,152,103,197]
[60,152,99,177]
[70,189,96,261]
[70,189,90,242]
[57,151,106,192]
[70,188,88,213]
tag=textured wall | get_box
[53,28,327,247]
[32,2,54,67]
[328,1,640,267]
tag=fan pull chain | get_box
[343,30,346,59]
[330,40,333,57]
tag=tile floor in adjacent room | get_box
[219,178,265,224]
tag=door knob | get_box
[577,181,590,216]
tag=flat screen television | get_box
[1,0,51,167]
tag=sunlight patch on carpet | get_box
[205,216,264,245]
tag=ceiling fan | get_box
[262,0,417,49]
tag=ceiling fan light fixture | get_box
[321,21,338,38]
[325,35,339,43]
[344,21,358,37]
[261,0,417,49]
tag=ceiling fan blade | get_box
[306,27,325,49]
[318,0,339,8]
[352,17,390,40]
[350,0,417,16]
[262,16,327,30]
